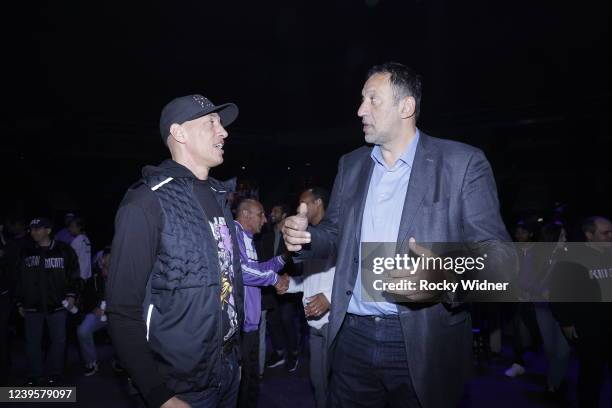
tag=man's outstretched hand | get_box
[382,238,450,302]
[282,203,311,252]
[275,273,290,294]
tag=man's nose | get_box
[357,102,368,117]
[218,125,228,138]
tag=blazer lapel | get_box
[396,134,436,250]
[351,156,375,243]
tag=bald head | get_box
[237,199,267,234]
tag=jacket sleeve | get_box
[105,200,175,408]
[235,224,282,287]
[450,149,518,303]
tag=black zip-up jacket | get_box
[16,240,79,312]
[106,160,244,408]
[81,272,106,313]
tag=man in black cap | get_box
[106,95,244,408]
[15,217,79,386]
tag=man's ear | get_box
[399,96,416,119]
[168,123,186,145]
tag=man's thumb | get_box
[297,202,308,217]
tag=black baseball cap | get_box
[159,94,239,145]
[29,218,53,229]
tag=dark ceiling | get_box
[3,0,611,244]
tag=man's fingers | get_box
[283,217,309,232]
[388,268,419,279]
[286,244,303,252]
[297,202,308,218]
[408,237,434,257]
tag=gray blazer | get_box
[301,133,517,408]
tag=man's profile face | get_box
[357,73,402,146]
[243,202,267,234]
[270,206,286,225]
[588,219,612,243]
[514,226,532,242]
[180,113,228,168]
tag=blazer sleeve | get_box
[451,149,518,303]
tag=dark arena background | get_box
[1,1,611,407]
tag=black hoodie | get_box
[106,160,243,408]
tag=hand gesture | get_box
[561,325,578,341]
[282,203,310,252]
[382,238,447,302]
[275,273,289,294]
[304,293,330,318]
[161,396,191,408]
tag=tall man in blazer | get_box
[283,62,517,408]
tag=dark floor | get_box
[3,329,611,408]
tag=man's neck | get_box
[311,212,324,226]
[237,220,255,235]
[380,126,416,167]
[173,156,210,180]
[38,239,51,248]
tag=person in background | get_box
[521,222,570,398]
[551,216,612,408]
[69,217,92,281]
[55,213,76,245]
[77,246,121,376]
[0,215,31,385]
[282,187,335,408]
[16,217,79,386]
[234,198,289,407]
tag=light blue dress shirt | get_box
[347,130,420,316]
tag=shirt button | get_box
[346,290,352,296]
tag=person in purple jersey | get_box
[234,198,289,408]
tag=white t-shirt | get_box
[287,256,335,329]
[71,234,92,280]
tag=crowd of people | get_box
[0,61,611,408]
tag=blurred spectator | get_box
[283,187,334,408]
[68,217,92,281]
[551,216,612,407]
[54,213,76,245]
[0,216,31,385]
[523,222,571,398]
[257,203,301,373]
[77,246,119,376]
[15,218,79,386]
[504,220,541,378]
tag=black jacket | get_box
[16,240,79,312]
[106,160,244,408]
[81,272,106,313]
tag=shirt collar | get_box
[370,129,420,171]
[235,220,254,238]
